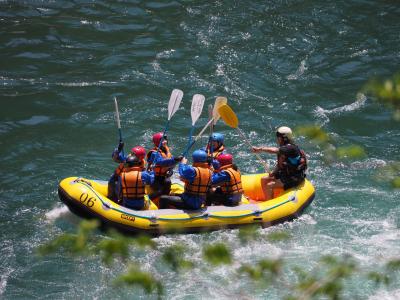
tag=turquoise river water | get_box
[1,1,399,299]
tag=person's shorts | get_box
[281,176,304,190]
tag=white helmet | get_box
[276,126,293,141]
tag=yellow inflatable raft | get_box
[58,174,315,234]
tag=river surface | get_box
[1,1,400,299]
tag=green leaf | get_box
[95,230,131,265]
[238,225,259,244]
[239,258,282,283]
[266,230,291,242]
[364,73,400,119]
[335,145,366,160]
[295,125,330,145]
[37,219,100,256]
[391,177,400,188]
[203,243,232,265]
[386,259,400,271]
[134,235,157,249]
[162,244,194,272]
[367,271,391,286]
[114,264,163,296]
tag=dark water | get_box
[1,1,400,298]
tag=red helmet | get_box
[131,146,146,160]
[217,153,233,166]
[152,132,165,146]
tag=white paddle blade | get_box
[114,97,121,129]
[191,94,205,125]
[213,96,228,125]
[168,89,183,120]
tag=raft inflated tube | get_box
[58,174,315,234]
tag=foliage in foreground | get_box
[294,72,400,187]
[295,125,366,164]
[364,72,400,120]
[38,221,400,299]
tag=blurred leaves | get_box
[114,264,163,297]
[94,230,131,265]
[38,220,163,297]
[374,162,400,189]
[133,235,157,249]
[161,243,194,272]
[366,258,400,287]
[335,145,366,160]
[203,243,232,265]
[295,125,366,164]
[386,259,400,271]
[238,225,260,244]
[38,219,400,299]
[364,73,400,120]
[367,271,390,286]
[38,219,99,256]
[239,258,283,284]
[267,230,291,242]
[291,255,357,300]
[296,125,330,145]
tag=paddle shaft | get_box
[114,97,124,156]
[182,126,196,157]
[184,118,214,153]
[236,127,269,172]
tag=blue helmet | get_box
[211,133,224,144]
[192,149,208,163]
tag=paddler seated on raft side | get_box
[159,149,212,210]
[108,142,147,202]
[252,126,308,200]
[206,153,243,207]
[117,156,155,210]
[146,132,183,201]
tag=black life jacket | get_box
[277,143,307,179]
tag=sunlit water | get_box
[1,1,399,299]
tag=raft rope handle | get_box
[76,180,298,221]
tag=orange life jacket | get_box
[147,146,172,176]
[183,163,212,196]
[120,166,145,199]
[219,164,243,195]
[207,145,225,158]
[115,159,145,175]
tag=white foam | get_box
[0,268,13,296]
[155,49,175,59]
[350,49,369,58]
[321,93,367,115]
[45,205,70,221]
[369,288,400,300]
[287,59,307,80]
[55,81,117,87]
[313,93,367,125]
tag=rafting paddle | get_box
[114,97,124,156]
[218,104,269,172]
[157,89,184,149]
[208,104,213,136]
[182,94,205,157]
[184,96,228,152]
[208,96,228,156]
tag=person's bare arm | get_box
[252,146,279,154]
